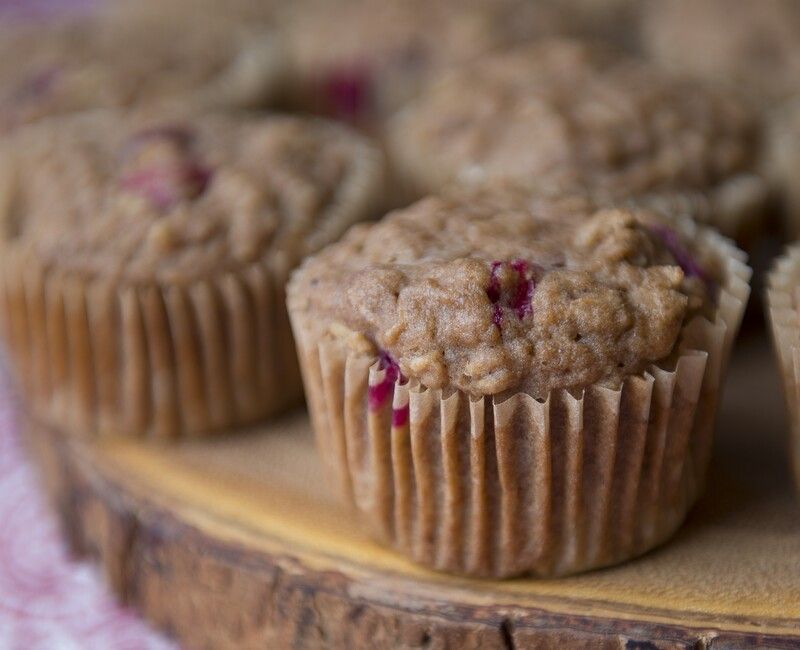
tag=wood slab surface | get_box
[23,333,800,649]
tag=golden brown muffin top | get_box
[389,39,760,199]
[289,186,720,398]
[277,0,566,120]
[0,111,383,284]
[0,3,279,132]
[642,0,800,107]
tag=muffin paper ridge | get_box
[289,221,751,577]
[0,248,304,439]
[767,245,800,484]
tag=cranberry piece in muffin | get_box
[119,126,213,211]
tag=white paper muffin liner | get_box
[0,254,304,440]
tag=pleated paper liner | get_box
[0,249,303,440]
[767,245,800,484]
[290,221,751,578]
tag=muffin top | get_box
[0,3,279,132]
[641,0,800,107]
[278,0,565,120]
[289,187,720,398]
[0,111,383,284]
[388,39,760,199]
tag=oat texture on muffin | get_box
[291,190,720,399]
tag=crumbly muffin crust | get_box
[0,4,280,132]
[290,188,719,398]
[641,0,800,107]
[277,0,564,122]
[388,40,763,219]
[0,111,383,283]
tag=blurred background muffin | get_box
[275,0,571,129]
[641,0,800,110]
[641,1,800,242]
[0,0,284,133]
[0,109,385,439]
[387,39,769,240]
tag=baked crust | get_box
[290,188,721,397]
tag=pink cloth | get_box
[0,375,175,650]
[0,0,176,645]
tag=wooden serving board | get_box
[22,333,800,649]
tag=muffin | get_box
[387,40,769,240]
[767,246,800,486]
[276,0,566,127]
[641,0,800,109]
[0,2,283,133]
[288,187,750,577]
[0,110,384,439]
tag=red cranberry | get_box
[321,65,372,121]
[119,124,211,210]
[119,162,212,211]
[509,260,535,319]
[392,404,410,427]
[649,224,715,294]
[368,350,404,411]
[486,259,538,328]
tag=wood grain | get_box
[22,334,800,649]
